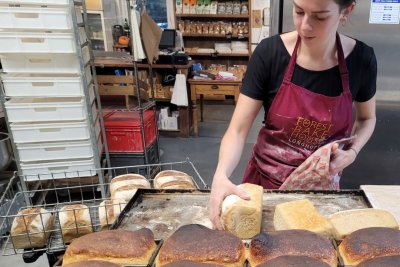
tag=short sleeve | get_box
[355,46,377,102]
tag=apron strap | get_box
[282,35,301,83]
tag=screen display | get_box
[159,29,176,50]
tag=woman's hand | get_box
[208,176,250,230]
[329,143,357,175]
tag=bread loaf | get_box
[62,260,122,267]
[220,183,263,239]
[110,174,150,202]
[356,255,400,267]
[59,204,93,243]
[255,255,331,267]
[63,229,157,266]
[273,199,333,237]
[248,230,337,267]
[153,170,196,189]
[338,227,400,266]
[328,208,398,240]
[98,199,126,230]
[11,207,54,249]
[155,224,246,267]
[162,261,223,267]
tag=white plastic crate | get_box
[0,6,78,30]
[4,97,87,122]
[1,74,84,97]
[0,0,69,5]
[0,54,81,73]
[17,139,94,162]
[0,32,76,53]
[20,157,97,181]
[10,120,92,143]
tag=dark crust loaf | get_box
[64,229,155,259]
[356,255,400,267]
[157,224,245,266]
[63,260,122,267]
[248,230,336,267]
[340,227,400,263]
[163,261,224,267]
[256,255,331,267]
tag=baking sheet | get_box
[112,189,371,240]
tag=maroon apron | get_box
[243,33,353,189]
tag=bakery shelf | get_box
[176,13,249,19]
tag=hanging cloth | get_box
[171,73,188,106]
[130,9,146,61]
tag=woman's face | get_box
[293,0,343,45]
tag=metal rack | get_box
[0,158,207,260]
[0,0,110,197]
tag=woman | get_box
[209,0,377,229]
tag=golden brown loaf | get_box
[255,255,331,267]
[59,204,93,243]
[248,230,337,267]
[221,183,263,239]
[153,170,196,189]
[98,199,126,230]
[11,207,54,249]
[63,228,157,266]
[155,224,246,267]
[356,255,400,267]
[273,198,333,237]
[62,260,122,267]
[110,174,150,202]
[338,227,400,266]
[162,261,224,267]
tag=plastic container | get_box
[4,97,86,122]
[1,74,84,97]
[0,32,76,53]
[0,6,81,30]
[103,109,157,153]
[10,120,92,143]
[17,139,94,162]
[20,157,97,181]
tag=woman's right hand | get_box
[208,176,250,230]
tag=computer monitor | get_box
[159,29,176,50]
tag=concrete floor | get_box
[1,101,399,266]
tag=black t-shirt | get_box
[241,34,377,114]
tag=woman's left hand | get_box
[329,143,357,175]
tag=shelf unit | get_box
[0,0,110,197]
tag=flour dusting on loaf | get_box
[153,170,196,189]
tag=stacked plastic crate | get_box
[0,0,108,181]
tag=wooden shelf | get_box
[182,33,249,39]
[187,52,249,57]
[176,13,249,19]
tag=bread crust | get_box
[155,224,246,267]
[153,170,195,189]
[356,255,400,267]
[59,204,93,243]
[255,255,331,267]
[248,230,337,267]
[110,174,149,192]
[63,229,156,266]
[162,261,224,267]
[99,199,127,230]
[338,227,400,266]
[62,260,122,267]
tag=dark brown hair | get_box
[334,0,356,11]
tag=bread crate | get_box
[4,97,87,122]
[0,0,69,5]
[20,157,97,181]
[10,120,92,143]
[0,6,81,30]
[1,74,84,97]
[17,139,94,162]
[0,54,81,73]
[0,32,76,53]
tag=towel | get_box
[171,73,188,106]
[279,136,355,190]
[130,9,146,61]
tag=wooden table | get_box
[188,79,241,136]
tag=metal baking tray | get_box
[111,189,371,240]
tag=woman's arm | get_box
[329,96,377,174]
[209,93,263,229]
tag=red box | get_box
[103,109,157,152]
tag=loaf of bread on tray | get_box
[155,224,246,267]
[162,261,224,267]
[63,228,157,266]
[273,198,333,237]
[11,207,54,249]
[255,255,331,267]
[59,204,93,243]
[356,255,400,267]
[98,199,126,230]
[247,230,337,267]
[153,170,196,189]
[220,183,263,239]
[110,174,150,202]
[338,227,400,266]
[62,260,122,267]
[328,208,398,240]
